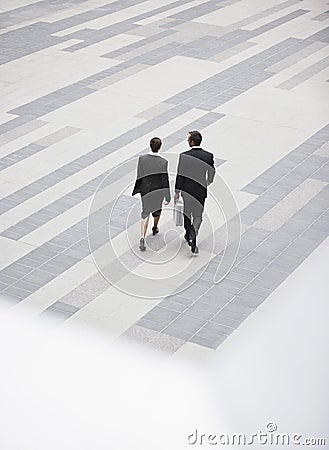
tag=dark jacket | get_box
[175,148,215,203]
[132,154,171,202]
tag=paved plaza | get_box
[0,0,329,355]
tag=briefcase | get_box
[173,198,184,227]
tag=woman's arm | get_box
[132,156,143,195]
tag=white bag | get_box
[173,198,184,227]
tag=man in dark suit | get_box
[132,137,171,251]
[174,130,215,254]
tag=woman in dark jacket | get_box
[132,137,171,251]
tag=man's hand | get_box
[174,192,180,204]
[164,200,170,206]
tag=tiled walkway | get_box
[1,0,329,353]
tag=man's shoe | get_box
[192,244,199,254]
[139,238,146,251]
[189,239,199,254]
[152,226,159,235]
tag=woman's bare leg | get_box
[141,215,150,238]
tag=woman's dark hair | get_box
[150,137,162,152]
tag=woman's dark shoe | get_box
[152,226,159,235]
[139,238,146,251]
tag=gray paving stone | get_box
[36,262,67,276]
[123,325,181,353]
[301,223,328,240]
[243,282,273,298]
[138,311,175,327]
[122,324,162,344]
[147,305,180,322]
[270,41,327,73]
[230,292,266,308]
[21,249,56,264]
[312,11,329,22]
[3,285,30,300]
[185,301,220,321]
[135,319,165,333]
[252,241,284,260]
[40,308,76,324]
[161,325,193,341]
[233,266,259,278]
[189,334,224,349]
[219,277,246,291]
[23,271,54,286]
[0,264,27,279]
[61,275,110,309]
[269,254,301,272]
[277,55,329,90]
[287,239,316,258]
[197,292,233,308]
[5,263,32,276]
[0,23,67,65]
[211,282,241,298]
[293,206,324,223]
[241,184,266,195]
[176,283,209,299]
[311,166,329,183]
[278,219,310,237]
[242,227,272,240]
[48,301,80,315]
[148,332,185,354]
[223,300,254,317]
[11,279,41,293]
[236,255,269,271]
[314,142,329,158]
[166,314,207,335]
[211,311,243,328]
[312,214,329,232]
[0,273,17,286]
[170,2,222,21]
[239,208,259,225]
[238,235,262,254]
[225,270,255,285]
[158,299,188,313]
[247,276,278,291]
[197,321,235,339]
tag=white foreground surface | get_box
[0,238,328,450]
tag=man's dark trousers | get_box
[182,194,204,242]
[175,147,215,245]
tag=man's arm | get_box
[207,153,215,186]
[162,160,171,203]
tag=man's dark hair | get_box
[150,137,162,152]
[188,130,202,146]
